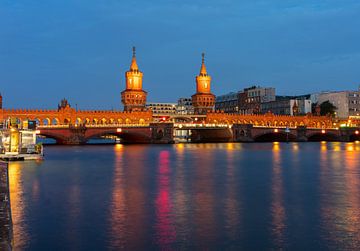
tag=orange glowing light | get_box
[274,129,279,133]
[116,128,122,133]
[321,129,326,134]
[355,130,359,135]
[35,130,41,134]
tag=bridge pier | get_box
[60,126,87,145]
[296,126,308,142]
[150,123,174,144]
[232,124,254,142]
[338,127,360,142]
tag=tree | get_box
[319,100,337,116]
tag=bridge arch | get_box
[34,118,41,126]
[37,131,67,144]
[307,132,340,142]
[254,131,297,142]
[350,133,360,142]
[75,118,82,125]
[64,118,71,125]
[85,129,151,143]
[52,118,59,125]
[43,118,51,125]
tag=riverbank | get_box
[0,161,12,250]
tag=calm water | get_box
[8,142,360,250]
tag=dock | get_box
[0,153,43,161]
[0,161,13,250]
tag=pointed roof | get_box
[130,46,139,71]
[200,52,207,76]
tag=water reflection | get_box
[108,144,127,249]
[155,150,176,248]
[8,162,29,250]
[271,142,287,248]
[193,145,216,248]
[320,142,360,249]
[224,143,241,242]
[7,143,360,250]
[173,144,191,248]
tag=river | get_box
[8,142,360,250]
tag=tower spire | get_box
[130,46,138,71]
[200,52,207,75]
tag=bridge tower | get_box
[0,92,2,109]
[191,53,215,114]
[121,47,147,112]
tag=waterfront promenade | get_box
[0,161,12,251]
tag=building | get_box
[121,47,148,112]
[239,86,276,114]
[215,86,275,114]
[313,90,360,119]
[177,98,194,115]
[191,53,216,115]
[146,102,177,115]
[261,95,312,115]
[215,92,239,113]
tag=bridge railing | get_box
[174,123,231,128]
[85,123,149,128]
[38,123,150,128]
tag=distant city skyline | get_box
[1,0,360,109]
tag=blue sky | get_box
[1,0,360,109]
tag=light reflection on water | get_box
[8,142,360,250]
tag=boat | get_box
[0,119,44,161]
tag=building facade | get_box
[146,102,178,115]
[215,86,276,114]
[240,86,276,114]
[215,92,239,113]
[191,53,216,114]
[121,47,148,112]
[177,98,194,115]
[314,90,360,119]
[261,96,312,116]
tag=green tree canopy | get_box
[319,100,337,116]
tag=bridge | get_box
[1,48,359,144]
[2,105,360,144]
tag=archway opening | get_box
[349,134,360,142]
[52,118,59,125]
[307,133,339,142]
[254,132,297,142]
